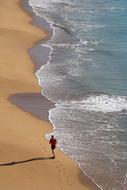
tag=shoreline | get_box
[21,1,102,190]
[0,0,100,189]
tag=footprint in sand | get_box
[55,160,73,190]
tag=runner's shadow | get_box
[0,157,54,166]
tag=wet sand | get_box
[9,93,54,122]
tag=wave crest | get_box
[57,95,127,113]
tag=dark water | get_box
[29,0,127,189]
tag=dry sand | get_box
[0,0,98,189]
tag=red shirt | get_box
[50,138,57,146]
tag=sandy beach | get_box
[0,0,99,189]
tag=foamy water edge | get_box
[27,0,104,189]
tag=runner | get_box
[49,135,57,158]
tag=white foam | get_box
[57,95,127,113]
[104,6,126,12]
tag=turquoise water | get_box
[29,0,127,189]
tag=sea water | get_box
[28,0,127,189]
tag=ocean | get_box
[28,0,127,189]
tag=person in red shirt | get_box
[49,135,57,158]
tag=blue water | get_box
[29,0,127,189]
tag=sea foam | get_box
[56,95,127,113]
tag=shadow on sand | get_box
[0,156,54,166]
